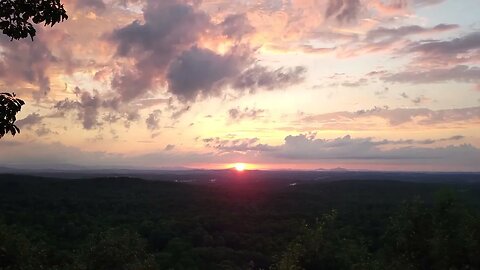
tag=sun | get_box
[234,163,246,172]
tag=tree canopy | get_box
[0,0,68,41]
[0,93,24,138]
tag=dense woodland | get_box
[1,174,479,270]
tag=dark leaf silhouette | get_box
[0,92,25,138]
[0,0,68,41]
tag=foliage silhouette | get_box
[0,0,68,41]
[0,93,25,139]
[0,1,68,139]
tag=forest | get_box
[1,173,479,270]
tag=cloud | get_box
[372,0,445,14]
[164,144,175,151]
[301,106,480,127]
[35,125,54,137]
[414,0,445,7]
[206,134,466,155]
[382,65,480,84]
[54,87,139,130]
[325,0,362,23]
[203,137,275,153]
[110,0,211,101]
[373,135,464,145]
[0,134,477,171]
[166,46,251,101]
[15,113,43,129]
[299,45,337,54]
[145,110,162,131]
[166,46,306,101]
[0,33,54,99]
[338,23,458,57]
[220,14,255,40]
[374,87,389,97]
[200,133,478,170]
[366,24,458,42]
[404,32,480,65]
[75,0,106,12]
[228,107,265,121]
[0,140,23,147]
[0,142,118,167]
[78,91,102,129]
[398,92,430,105]
[341,78,369,88]
[0,141,215,169]
[109,0,305,104]
[54,90,101,130]
[13,113,58,137]
[411,95,430,106]
[271,134,478,162]
[233,65,306,92]
[170,105,191,120]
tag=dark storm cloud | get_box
[325,0,361,23]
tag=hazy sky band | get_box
[0,0,479,171]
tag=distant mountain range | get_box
[315,167,350,172]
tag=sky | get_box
[0,0,479,171]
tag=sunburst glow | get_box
[234,163,246,172]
